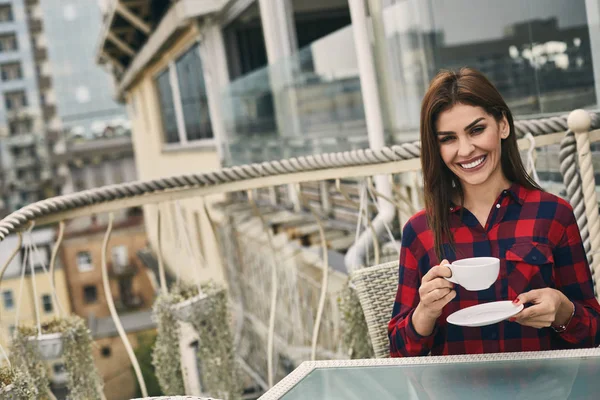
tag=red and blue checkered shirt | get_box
[389,183,600,356]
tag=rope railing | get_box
[0,112,598,240]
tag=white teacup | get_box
[442,257,500,291]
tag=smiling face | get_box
[436,103,509,188]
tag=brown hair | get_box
[420,67,541,260]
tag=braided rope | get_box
[559,132,592,261]
[574,128,600,289]
[0,114,597,242]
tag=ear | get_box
[500,115,510,139]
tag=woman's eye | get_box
[439,136,454,143]
[471,126,485,134]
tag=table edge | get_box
[258,348,600,400]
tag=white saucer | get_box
[447,301,524,327]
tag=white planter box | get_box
[0,384,17,399]
[171,293,210,323]
[28,333,64,360]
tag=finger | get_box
[422,264,453,282]
[421,277,454,293]
[513,304,551,322]
[435,289,457,306]
[422,288,453,304]
[514,289,542,305]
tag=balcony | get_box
[34,47,47,60]
[108,259,137,277]
[222,26,368,167]
[29,18,42,34]
[6,132,35,147]
[0,109,599,399]
[42,104,56,120]
[38,75,51,90]
[13,154,37,169]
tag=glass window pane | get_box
[2,290,14,309]
[380,0,597,137]
[42,294,53,313]
[175,44,213,141]
[155,69,180,144]
[526,0,596,113]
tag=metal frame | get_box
[258,348,600,399]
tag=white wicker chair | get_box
[350,260,399,359]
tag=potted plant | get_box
[0,365,37,399]
[170,283,210,324]
[171,282,241,400]
[151,293,186,395]
[338,280,374,359]
[12,316,103,399]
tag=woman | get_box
[388,67,600,357]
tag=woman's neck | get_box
[461,170,512,212]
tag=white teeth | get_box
[460,156,485,169]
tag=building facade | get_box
[0,0,133,217]
[0,227,72,354]
[0,0,53,214]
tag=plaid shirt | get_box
[389,183,600,357]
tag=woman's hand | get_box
[511,288,574,329]
[412,259,456,336]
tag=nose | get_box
[457,136,475,158]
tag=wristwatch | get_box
[551,303,575,333]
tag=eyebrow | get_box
[437,117,486,136]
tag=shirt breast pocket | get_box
[505,242,555,294]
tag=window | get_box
[0,33,17,52]
[4,90,27,111]
[111,245,128,268]
[2,290,14,310]
[42,294,53,313]
[155,69,179,143]
[175,44,213,141]
[83,285,97,303]
[1,62,22,81]
[154,43,214,145]
[0,5,13,22]
[101,346,111,358]
[9,118,32,135]
[76,251,93,272]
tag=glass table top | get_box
[277,353,600,400]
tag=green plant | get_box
[13,316,103,400]
[10,327,52,399]
[171,282,241,400]
[151,293,185,395]
[339,280,375,359]
[0,365,38,399]
[134,331,164,397]
[188,282,241,400]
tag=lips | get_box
[458,155,486,170]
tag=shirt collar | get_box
[448,182,527,213]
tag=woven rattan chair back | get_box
[350,260,399,359]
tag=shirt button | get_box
[532,256,537,261]
[450,207,454,211]
[496,204,501,208]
